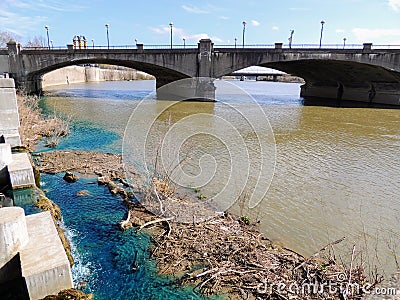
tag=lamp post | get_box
[45,25,50,49]
[169,22,174,49]
[183,38,186,48]
[343,37,347,49]
[91,39,95,49]
[289,30,294,49]
[105,23,110,49]
[234,37,237,48]
[242,21,246,48]
[50,40,53,49]
[319,20,325,48]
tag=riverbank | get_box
[16,92,94,299]
[42,65,154,89]
[34,149,373,299]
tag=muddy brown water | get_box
[44,79,400,276]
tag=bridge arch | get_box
[25,57,191,93]
[212,49,400,104]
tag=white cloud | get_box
[0,0,85,39]
[352,28,400,42]
[149,25,223,43]
[219,16,229,20]
[0,8,47,36]
[336,29,345,33]
[181,4,209,14]
[251,20,260,27]
[2,0,85,12]
[272,26,279,31]
[388,0,400,11]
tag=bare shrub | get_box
[17,91,70,150]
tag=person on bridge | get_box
[83,36,87,49]
[73,36,77,49]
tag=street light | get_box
[343,37,347,49]
[183,38,186,48]
[288,30,294,49]
[44,25,50,49]
[105,23,110,49]
[91,39,95,49]
[319,20,325,48]
[169,22,174,49]
[234,37,237,48]
[242,21,246,48]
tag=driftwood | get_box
[126,201,369,300]
[118,210,131,230]
[138,217,174,231]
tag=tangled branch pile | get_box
[33,150,124,179]
[131,206,369,299]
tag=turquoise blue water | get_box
[26,82,218,299]
[41,174,209,299]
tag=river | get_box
[41,79,400,297]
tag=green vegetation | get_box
[240,215,251,225]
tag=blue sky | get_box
[1,0,400,47]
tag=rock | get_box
[63,171,79,183]
[76,190,89,197]
[43,288,93,299]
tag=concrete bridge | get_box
[1,39,400,104]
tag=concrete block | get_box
[0,111,20,130]
[0,207,29,268]
[1,133,21,147]
[0,88,18,110]
[21,212,73,300]
[0,78,15,88]
[7,153,35,189]
[0,143,12,165]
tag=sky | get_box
[1,0,400,47]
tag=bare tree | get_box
[25,36,46,47]
[0,31,20,47]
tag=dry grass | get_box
[17,92,69,150]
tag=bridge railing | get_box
[17,43,400,51]
[21,44,199,50]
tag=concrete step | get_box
[1,133,22,147]
[21,212,73,299]
[7,153,35,189]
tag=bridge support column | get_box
[301,82,400,106]
[6,40,41,94]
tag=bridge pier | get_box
[300,82,400,106]
[157,77,216,101]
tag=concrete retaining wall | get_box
[42,65,150,88]
[0,78,21,147]
[0,208,73,300]
[0,207,29,266]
